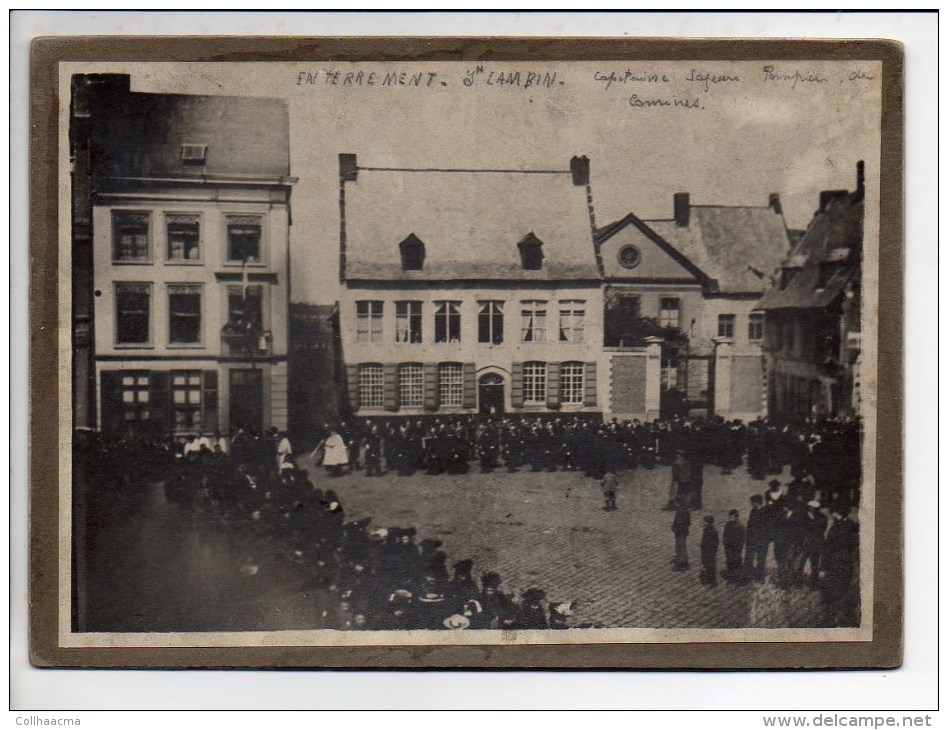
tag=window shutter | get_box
[462,363,476,409]
[203,370,219,432]
[511,362,524,408]
[546,362,561,408]
[99,371,123,434]
[423,363,438,410]
[583,361,598,407]
[383,364,399,411]
[346,364,360,411]
[150,370,170,434]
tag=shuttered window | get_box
[523,361,547,404]
[438,363,464,407]
[399,363,424,408]
[359,364,384,409]
[561,362,585,404]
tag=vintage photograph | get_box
[58,55,882,649]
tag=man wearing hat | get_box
[671,498,691,571]
[699,515,720,586]
[447,559,480,606]
[796,499,828,589]
[516,588,549,629]
[721,508,746,583]
[481,571,516,629]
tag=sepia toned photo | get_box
[29,38,902,667]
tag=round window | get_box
[618,245,641,270]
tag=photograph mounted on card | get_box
[29,36,902,668]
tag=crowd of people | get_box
[74,412,862,630]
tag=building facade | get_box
[757,163,865,421]
[337,155,604,418]
[81,75,296,438]
[596,192,791,422]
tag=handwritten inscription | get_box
[762,65,829,88]
[463,66,562,89]
[297,69,444,87]
[593,70,670,90]
[629,94,703,110]
[686,69,740,92]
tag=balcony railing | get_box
[221,324,272,357]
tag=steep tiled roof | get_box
[343,166,599,281]
[757,190,863,310]
[645,207,791,295]
[596,203,791,294]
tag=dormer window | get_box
[518,232,544,270]
[181,144,207,165]
[399,234,425,271]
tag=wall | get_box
[339,283,604,414]
[728,354,766,421]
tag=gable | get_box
[600,222,702,282]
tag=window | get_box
[558,300,585,343]
[395,301,423,343]
[434,301,461,343]
[168,285,202,344]
[748,312,765,342]
[523,362,547,404]
[180,144,207,164]
[521,300,547,342]
[560,362,585,404]
[171,371,202,431]
[478,301,504,344]
[518,233,544,270]
[618,245,641,270]
[356,301,384,343]
[120,372,150,422]
[439,363,464,407]
[399,234,425,271]
[227,285,264,331]
[167,214,201,261]
[660,297,681,330]
[226,215,262,262]
[112,211,150,261]
[359,364,384,409]
[717,314,735,339]
[399,364,424,407]
[115,283,151,345]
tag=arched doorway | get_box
[478,373,505,415]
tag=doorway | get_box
[478,373,505,415]
[229,369,263,435]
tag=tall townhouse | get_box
[83,75,296,437]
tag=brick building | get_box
[75,74,296,438]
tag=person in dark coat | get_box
[671,499,691,571]
[447,558,480,607]
[515,588,548,629]
[364,424,383,477]
[722,508,746,583]
[796,499,828,589]
[821,506,860,623]
[699,515,719,586]
[665,451,692,511]
[481,571,517,629]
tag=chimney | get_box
[856,160,865,200]
[768,193,783,215]
[570,155,590,186]
[674,192,690,227]
[339,153,358,182]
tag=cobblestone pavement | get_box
[301,460,828,629]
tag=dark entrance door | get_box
[229,369,263,434]
[478,373,505,415]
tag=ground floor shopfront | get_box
[95,358,288,439]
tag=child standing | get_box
[700,515,720,586]
[600,469,619,512]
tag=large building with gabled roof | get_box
[337,154,605,417]
[595,192,791,421]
